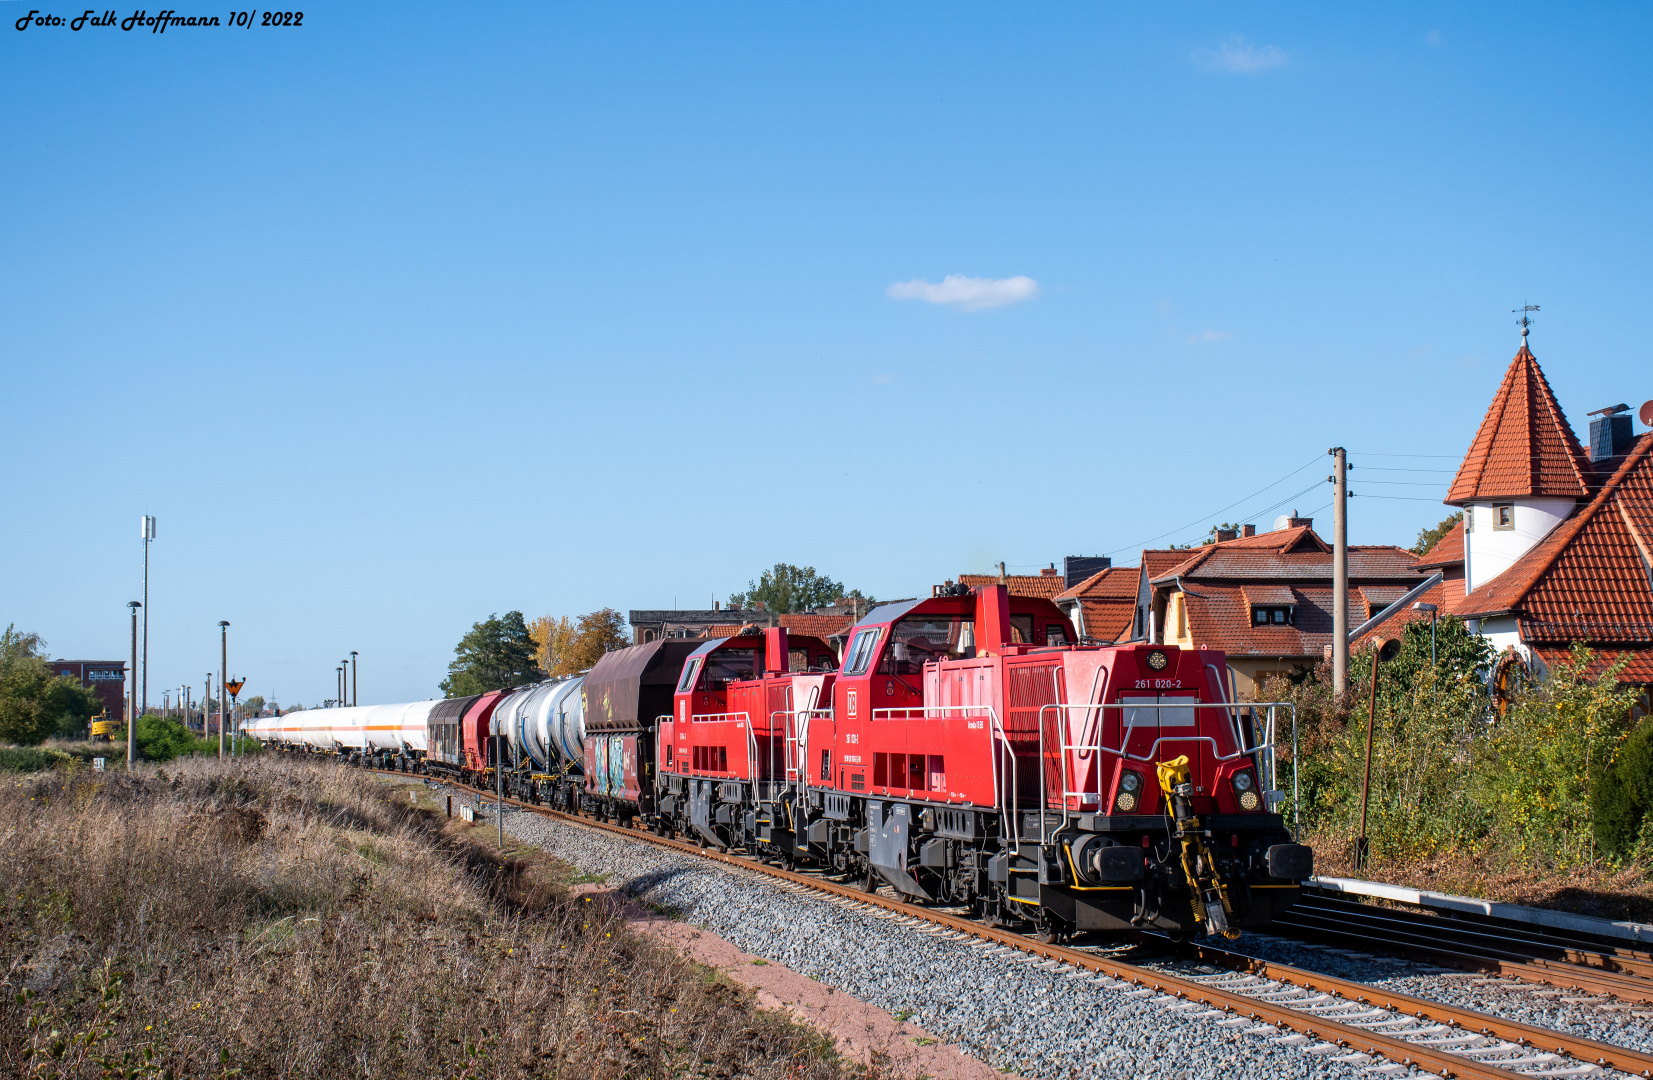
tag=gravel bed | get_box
[1163,930,1653,1061]
[458,797,1402,1080]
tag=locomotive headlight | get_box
[1238,789,1260,811]
[1232,771,1253,792]
[1119,770,1143,793]
[1114,790,1138,813]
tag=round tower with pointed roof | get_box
[1445,335,1593,593]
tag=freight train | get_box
[248,584,1311,940]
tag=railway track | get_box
[1275,893,1653,1006]
[378,769,1653,1079]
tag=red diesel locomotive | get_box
[600,583,1310,940]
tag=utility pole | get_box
[140,515,155,717]
[205,674,212,739]
[127,601,141,767]
[218,622,230,758]
[350,651,358,706]
[1329,447,1349,696]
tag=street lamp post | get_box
[126,601,141,767]
[1412,602,1440,671]
[350,651,358,707]
[205,674,212,740]
[1356,637,1402,871]
[336,666,344,707]
[218,622,230,758]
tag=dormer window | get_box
[1493,503,1514,530]
[1251,605,1293,626]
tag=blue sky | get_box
[3,3,1649,706]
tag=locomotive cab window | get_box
[842,628,882,675]
[1044,623,1070,646]
[880,614,976,674]
[677,658,704,692]
[1010,615,1035,644]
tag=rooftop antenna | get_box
[1513,302,1539,343]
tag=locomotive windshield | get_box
[880,614,976,674]
[700,647,758,686]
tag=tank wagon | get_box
[253,584,1311,940]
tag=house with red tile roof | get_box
[1136,521,1424,700]
[956,565,1070,601]
[1358,334,1653,695]
[1054,566,1140,644]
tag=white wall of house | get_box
[1463,497,1575,593]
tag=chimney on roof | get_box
[1062,556,1111,588]
[1040,565,1059,576]
[714,600,720,611]
[1215,528,1238,543]
[998,561,1007,585]
[1241,525,1256,538]
[1276,510,1313,530]
[1588,404,1633,462]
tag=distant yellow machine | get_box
[89,713,121,741]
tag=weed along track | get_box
[389,769,1652,1080]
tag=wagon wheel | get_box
[861,869,879,894]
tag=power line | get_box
[1101,458,1326,556]
[1352,493,1449,502]
[1348,463,1454,473]
[1357,480,1446,486]
[1351,452,1460,458]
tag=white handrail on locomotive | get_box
[871,703,1014,845]
[1033,699,1297,843]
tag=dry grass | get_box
[1306,827,1653,924]
[0,757,846,1079]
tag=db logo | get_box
[846,689,858,718]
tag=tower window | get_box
[1493,504,1514,530]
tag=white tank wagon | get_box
[248,700,441,772]
[495,682,555,769]
[486,675,587,810]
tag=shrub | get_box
[1474,645,1642,864]
[1593,718,1653,861]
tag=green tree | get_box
[241,695,267,716]
[440,611,545,698]
[729,564,866,613]
[568,608,630,672]
[1413,512,1463,556]
[0,625,103,745]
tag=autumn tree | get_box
[529,614,575,678]
[440,611,545,698]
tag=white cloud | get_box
[1186,329,1233,345]
[1195,36,1288,74]
[885,274,1040,311]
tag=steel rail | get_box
[1167,938,1653,1078]
[1290,894,1653,980]
[1274,907,1653,1005]
[370,767,1587,1080]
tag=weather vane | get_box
[1513,302,1539,341]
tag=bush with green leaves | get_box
[1593,718,1653,861]
[1473,645,1642,865]
[0,625,105,745]
[1273,625,1646,869]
